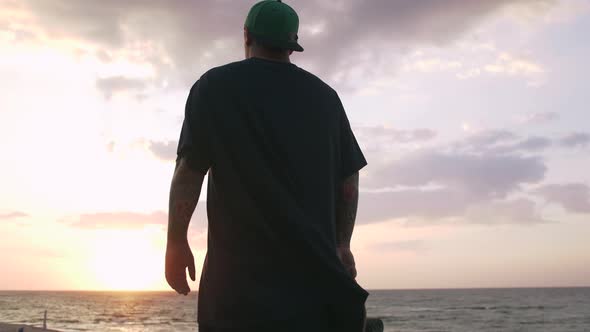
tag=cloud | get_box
[356,126,436,142]
[0,211,29,220]
[64,206,208,230]
[12,0,554,90]
[95,49,113,63]
[301,1,552,90]
[357,189,548,226]
[95,76,148,99]
[410,129,438,141]
[401,58,462,73]
[483,52,544,76]
[464,198,550,224]
[456,129,518,150]
[148,140,177,162]
[534,183,590,213]
[354,126,437,152]
[370,240,426,253]
[454,130,552,153]
[509,136,552,151]
[66,211,168,229]
[367,150,546,198]
[356,128,555,225]
[518,112,559,125]
[487,136,553,155]
[358,189,473,223]
[559,132,590,148]
[0,244,66,259]
[454,130,590,155]
[456,52,546,85]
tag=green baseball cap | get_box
[244,0,304,52]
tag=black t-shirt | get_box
[177,57,368,328]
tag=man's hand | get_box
[337,246,357,279]
[166,158,205,295]
[165,240,196,295]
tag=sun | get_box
[88,228,167,291]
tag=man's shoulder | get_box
[197,61,243,83]
[187,61,246,94]
[295,66,337,95]
[191,60,338,98]
[207,60,246,76]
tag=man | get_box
[165,1,368,331]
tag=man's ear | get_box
[244,27,253,47]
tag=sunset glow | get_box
[88,229,166,291]
[1,0,590,291]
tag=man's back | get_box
[176,57,368,328]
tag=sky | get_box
[1,0,589,291]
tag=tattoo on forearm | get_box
[167,158,205,242]
[336,172,359,247]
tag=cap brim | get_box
[289,42,304,52]
[250,32,304,52]
[270,40,304,52]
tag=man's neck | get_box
[249,48,291,63]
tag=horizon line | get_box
[1,285,589,292]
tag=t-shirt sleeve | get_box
[176,80,211,173]
[336,94,367,180]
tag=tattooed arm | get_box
[335,172,360,278]
[165,157,206,295]
[167,157,205,242]
[336,172,359,248]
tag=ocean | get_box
[1,288,589,331]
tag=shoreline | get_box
[0,323,60,332]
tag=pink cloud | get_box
[68,211,167,229]
[0,211,29,220]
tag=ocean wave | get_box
[446,305,561,311]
